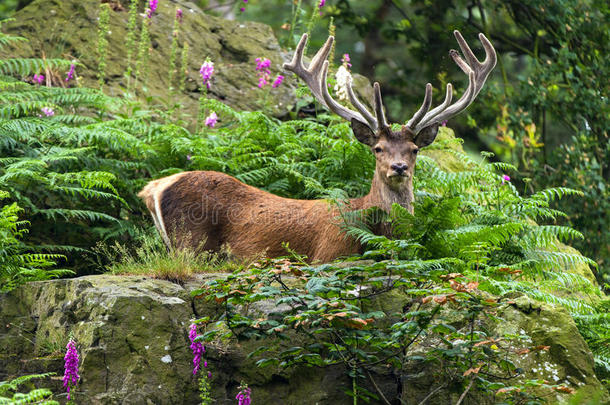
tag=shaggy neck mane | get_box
[351,170,414,214]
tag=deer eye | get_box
[413,148,419,155]
[374,146,383,153]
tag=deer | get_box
[138,31,496,263]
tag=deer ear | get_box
[351,119,377,146]
[414,123,440,148]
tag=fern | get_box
[0,372,58,404]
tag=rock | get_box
[1,0,297,119]
[1,274,607,404]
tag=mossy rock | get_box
[2,0,297,121]
[2,274,606,404]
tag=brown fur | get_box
[138,125,436,263]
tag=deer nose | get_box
[391,163,408,174]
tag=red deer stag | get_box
[138,31,496,262]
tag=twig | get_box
[365,369,392,405]
[455,378,475,405]
[417,383,447,405]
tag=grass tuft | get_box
[95,229,241,282]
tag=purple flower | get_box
[272,75,284,88]
[176,8,183,23]
[501,175,511,184]
[189,324,205,375]
[236,386,252,405]
[186,154,192,161]
[33,74,44,85]
[205,112,218,128]
[255,58,271,72]
[63,339,80,400]
[319,0,326,7]
[199,60,214,89]
[258,75,269,88]
[41,107,54,117]
[65,64,76,82]
[255,58,272,88]
[341,53,351,69]
[147,0,158,18]
[240,7,245,12]
[441,120,448,127]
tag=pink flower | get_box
[63,339,80,400]
[200,60,214,89]
[319,0,326,8]
[33,74,44,85]
[147,0,158,18]
[255,58,271,72]
[41,107,54,117]
[501,175,511,184]
[258,75,269,88]
[441,120,448,127]
[272,75,284,88]
[65,64,76,82]
[341,53,351,69]
[189,324,205,374]
[240,7,245,12]
[176,8,183,23]
[205,112,218,127]
[236,385,251,405]
[255,58,272,88]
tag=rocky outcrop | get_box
[2,0,297,118]
[1,274,607,404]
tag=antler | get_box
[283,34,386,132]
[407,30,497,134]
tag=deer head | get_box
[284,31,496,212]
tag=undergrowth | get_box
[95,230,241,282]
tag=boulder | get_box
[1,274,607,404]
[2,0,297,119]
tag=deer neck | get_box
[359,170,414,214]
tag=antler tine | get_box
[415,70,475,133]
[408,30,496,134]
[283,34,333,110]
[406,83,433,129]
[284,33,308,74]
[320,61,370,126]
[416,83,454,130]
[452,31,497,97]
[373,83,389,129]
[284,34,379,132]
[346,75,378,130]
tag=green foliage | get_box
[134,14,151,90]
[574,299,610,384]
[198,374,213,405]
[0,192,68,291]
[125,0,140,87]
[168,9,182,102]
[0,373,58,405]
[96,3,110,90]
